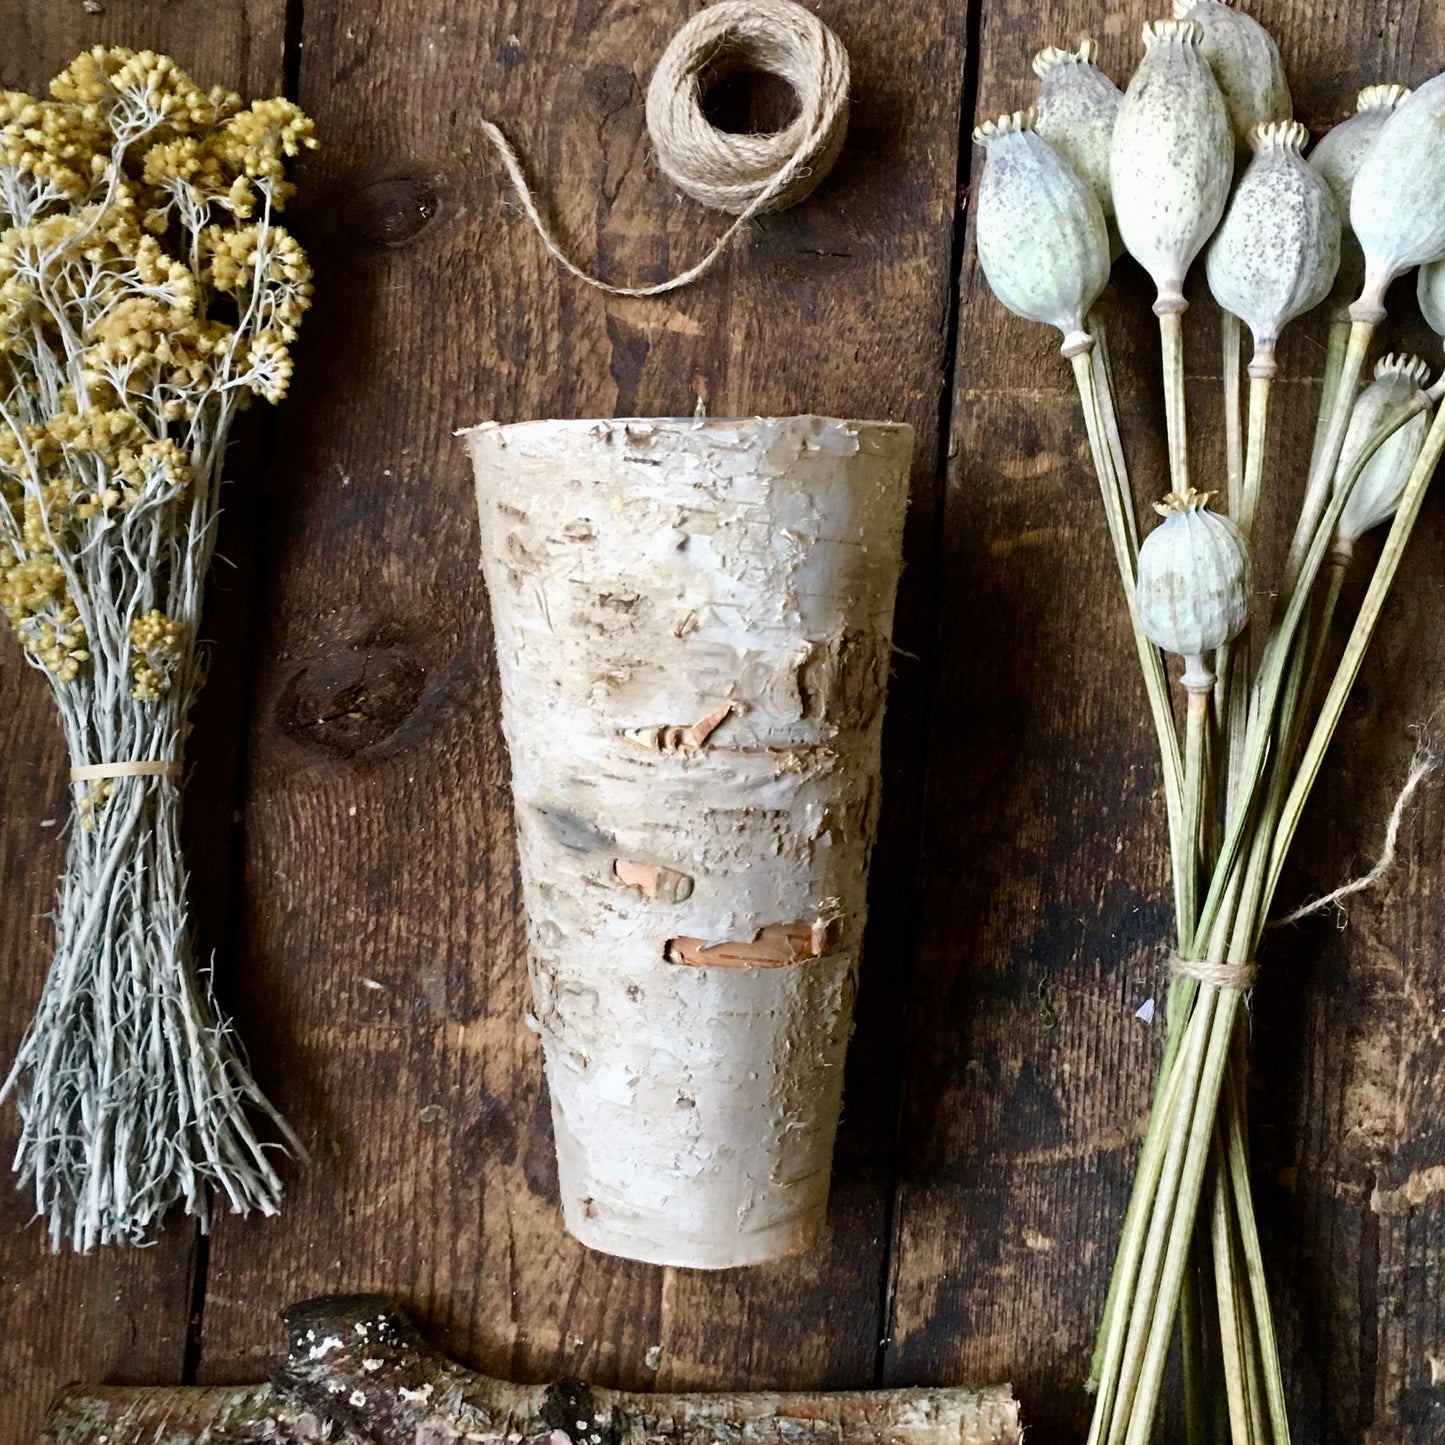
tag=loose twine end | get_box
[1270,735,1439,928]
[478,0,850,298]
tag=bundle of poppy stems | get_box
[973,7,1445,1443]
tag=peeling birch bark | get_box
[463,416,914,1267]
[37,1295,1021,1445]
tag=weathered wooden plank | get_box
[0,6,288,1440]
[886,2,1445,1440]
[199,0,967,1400]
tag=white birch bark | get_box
[464,416,913,1268]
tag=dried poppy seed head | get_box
[1350,71,1445,324]
[972,107,1038,145]
[1206,118,1340,375]
[972,108,1111,355]
[1374,352,1433,388]
[1136,488,1252,658]
[1335,353,1433,545]
[1357,83,1412,113]
[1033,37,1100,76]
[1174,0,1291,144]
[1309,82,1411,319]
[1249,118,1308,154]
[1418,255,1445,337]
[1031,36,1123,248]
[1111,18,1233,314]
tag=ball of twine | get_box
[479,0,851,297]
[645,0,850,217]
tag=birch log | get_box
[464,416,914,1267]
[38,1294,1020,1444]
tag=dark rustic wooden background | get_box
[3,0,1445,1440]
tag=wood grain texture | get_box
[884,3,1445,1442]
[0,6,287,1442]
[195,0,968,1403]
[7,0,1445,1441]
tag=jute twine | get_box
[1169,953,1258,992]
[479,0,851,297]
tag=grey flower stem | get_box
[1088,303,1141,550]
[1070,345,1186,912]
[1309,320,1352,475]
[1225,1061,1291,1443]
[1159,309,1193,496]
[1223,312,1245,514]
[1266,399,1445,904]
[1281,319,1376,590]
[1240,373,1273,542]
[1209,1132,1253,1445]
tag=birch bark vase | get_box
[464,415,914,1268]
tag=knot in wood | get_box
[276,635,427,758]
[537,1379,619,1445]
[341,176,440,248]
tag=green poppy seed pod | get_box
[1111,20,1233,314]
[1310,85,1411,318]
[1205,121,1340,377]
[1032,39,1123,254]
[1335,353,1433,546]
[1418,255,1445,336]
[973,109,1111,356]
[1136,487,1252,658]
[1350,72,1445,324]
[1174,0,1291,144]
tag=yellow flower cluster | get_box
[0,92,103,198]
[128,607,183,700]
[50,48,220,129]
[0,48,315,690]
[0,481,89,680]
[78,775,114,829]
[202,222,312,348]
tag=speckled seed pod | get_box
[1335,353,1433,544]
[1205,121,1340,376]
[1175,0,1291,143]
[1310,85,1411,317]
[1032,39,1124,253]
[1111,20,1234,313]
[1136,487,1252,658]
[1418,256,1445,336]
[1350,72,1445,322]
[973,110,1111,355]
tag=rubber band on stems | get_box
[479,0,850,298]
[70,760,182,783]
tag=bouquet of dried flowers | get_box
[974,11,1445,1442]
[0,48,314,1250]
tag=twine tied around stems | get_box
[69,760,182,782]
[478,0,851,297]
[1169,952,1259,991]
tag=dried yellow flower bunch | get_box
[0,50,312,686]
[0,49,314,1252]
